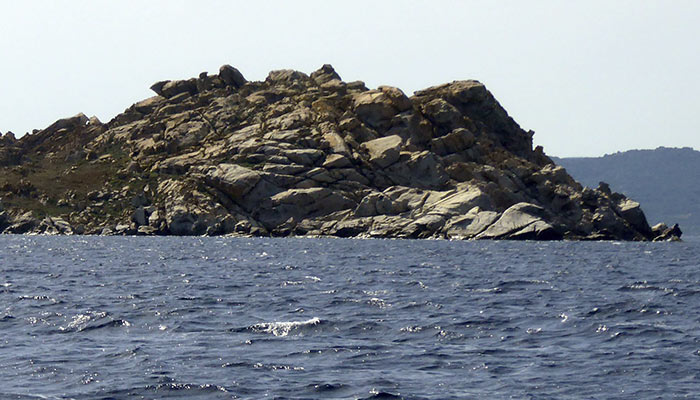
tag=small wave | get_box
[252,362,304,371]
[367,297,390,308]
[98,382,230,398]
[585,301,639,317]
[347,321,385,333]
[307,382,347,392]
[619,282,675,294]
[674,288,700,297]
[400,325,423,333]
[248,317,322,337]
[59,311,131,333]
[435,329,464,341]
[497,279,551,288]
[469,287,502,293]
[80,319,131,332]
[17,295,61,304]
[0,394,63,400]
[358,390,404,400]
[406,280,428,289]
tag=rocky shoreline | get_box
[0,65,682,241]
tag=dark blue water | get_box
[1,236,699,399]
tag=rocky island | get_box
[0,65,682,241]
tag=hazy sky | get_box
[1,1,698,157]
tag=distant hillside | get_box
[554,147,700,237]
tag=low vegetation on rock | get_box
[0,65,681,240]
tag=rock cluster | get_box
[0,64,681,240]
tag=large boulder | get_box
[421,98,463,133]
[615,199,652,237]
[42,113,89,134]
[476,202,562,240]
[446,208,500,239]
[430,128,475,155]
[266,69,311,85]
[163,119,210,151]
[353,87,410,129]
[362,135,403,168]
[3,212,38,234]
[150,79,198,98]
[204,164,262,202]
[423,185,492,217]
[322,154,352,169]
[400,214,447,238]
[353,90,396,129]
[165,205,200,236]
[377,86,412,113]
[591,206,641,241]
[355,192,404,217]
[322,131,351,155]
[38,217,74,235]
[652,223,682,242]
[219,65,247,88]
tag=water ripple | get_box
[0,236,699,399]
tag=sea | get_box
[1,235,699,400]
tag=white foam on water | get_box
[252,317,321,337]
[62,311,107,331]
[367,297,391,308]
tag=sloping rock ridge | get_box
[0,64,681,240]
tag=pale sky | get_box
[1,1,698,157]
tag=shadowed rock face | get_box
[0,65,680,240]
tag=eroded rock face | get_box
[0,64,680,240]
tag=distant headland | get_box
[0,65,681,241]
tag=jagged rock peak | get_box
[1,131,16,142]
[311,64,342,85]
[219,65,247,88]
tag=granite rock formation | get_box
[554,147,698,239]
[0,65,681,240]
